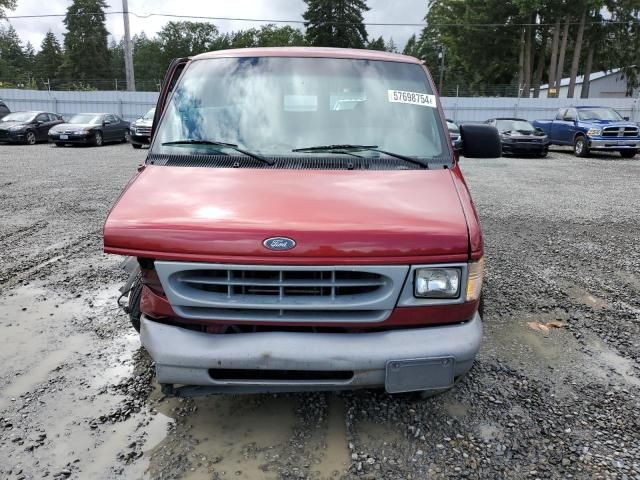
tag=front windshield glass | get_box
[578,108,623,121]
[1,112,36,122]
[68,114,102,124]
[496,119,535,132]
[152,57,448,160]
[142,108,155,120]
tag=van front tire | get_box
[127,278,143,333]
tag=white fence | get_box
[441,97,640,123]
[2,88,639,124]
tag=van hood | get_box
[104,166,470,262]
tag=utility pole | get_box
[122,0,136,91]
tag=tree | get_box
[0,24,27,85]
[109,39,125,88]
[132,33,165,90]
[303,0,370,48]
[255,24,306,47]
[0,0,16,18]
[35,31,64,85]
[417,0,521,96]
[403,34,419,57]
[158,21,220,61]
[61,0,111,87]
[367,35,386,51]
[567,1,589,98]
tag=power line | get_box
[4,11,640,27]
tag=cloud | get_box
[5,0,425,51]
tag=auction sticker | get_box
[387,90,436,108]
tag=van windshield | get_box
[152,56,449,162]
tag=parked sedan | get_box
[0,111,64,144]
[49,113,129,147]
[128,107,155,149]
[486,117,550,157]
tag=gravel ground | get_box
[0,142,639,480]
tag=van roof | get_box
[192,46,423,64]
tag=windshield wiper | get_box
[292,144,429,168]
[162,139,274,165]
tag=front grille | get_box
[155,262,409,323]
[209,368,353,382]
[602,126,639,137]
[136,126,151,135]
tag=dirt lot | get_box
[0,142,639,480]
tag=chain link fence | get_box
[0,78,162,92]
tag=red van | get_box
[104,47,500,397]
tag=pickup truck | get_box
[533,106,639,158]
[104,47,500,398]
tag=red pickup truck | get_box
[104,47,500,397]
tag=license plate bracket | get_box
[59,134,68,140]
[385,357,455,393]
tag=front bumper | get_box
[49,133,92,144]
[0,130,26,142]
[128,132,150,145]
[588,138,639,150]
[141,312,482,394]
[502,141,549,153]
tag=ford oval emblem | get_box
[263,237,296,251]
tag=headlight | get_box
[587,128,602,137]
[465,257,485,301]
[414,268,461,298]
[9,125,24,131]
[73,130,87,135]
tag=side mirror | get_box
[103,120,111,126]
[459,124,501,158]
[563,116,576,122]
[623,116,630,121]
[35,120,43,126]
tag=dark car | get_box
[446,118,462,150]
[128,107,155,149]
[486,117,550,157]
[0,111,64,145]
[49,113,130,147]
[0,100,10,118]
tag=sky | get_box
[3,0,426,51]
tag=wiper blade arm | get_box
[293,144,378,152]
[293,144,429,168]
[162,139,274,165]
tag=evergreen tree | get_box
[403,34,419,57]
[109,38,125,87]
[367,35,386,51]
[0,24,27,85]
[35,31,64,84]
[61,0,111,88]
[303,0,370,48]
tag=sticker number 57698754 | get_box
[387,90,436,108]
